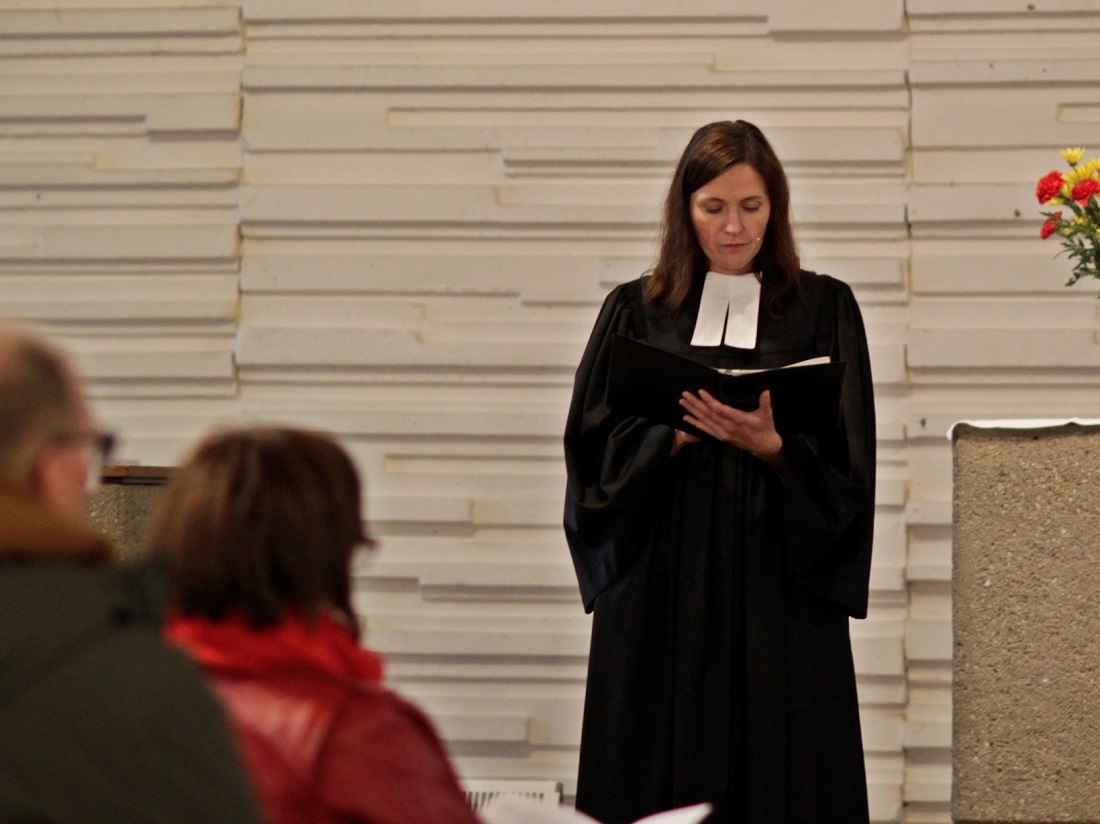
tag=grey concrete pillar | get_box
[87,466,172,561]
[953,422,1100,823]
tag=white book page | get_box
[717,354,831,377]
[634,802,713,823]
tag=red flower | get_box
[1040,212,1062,239]
[1036,171,1065,204]
[1071,178,1100,204]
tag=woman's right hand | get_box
[671,428,701,456]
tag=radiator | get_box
[463,779,563,812]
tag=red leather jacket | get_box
[166,613,481,824]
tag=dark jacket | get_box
[166,613,482,824]
[0,487,266,824]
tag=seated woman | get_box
[147,426,481,824]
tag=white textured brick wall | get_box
[907,4,1100,822]
[4,2,1099,821]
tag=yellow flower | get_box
[1062,146,1086,165]
[1062,162,1099,189]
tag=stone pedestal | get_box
[953,422,1100,823]
[86,466,172,561]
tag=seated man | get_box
[0,327,265,824]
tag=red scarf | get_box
[165,610,385,684]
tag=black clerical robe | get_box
[563,272,876,824]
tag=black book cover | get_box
[608,334,847,437]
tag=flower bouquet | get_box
[1036,147,1100,291]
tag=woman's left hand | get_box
[679,388,783,468]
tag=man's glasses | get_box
[49,430,117,493]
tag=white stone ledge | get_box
[0,163,239,188]
[73,347,234,381]
[906,618,952,662]
[908,328,1100,369]
[911,252,1092,294]
[243,0,750,21]
[385,660,589,682]
[0,224,239,263]
[362,561,577,590]
[851,636,906,677]
[364,626,591,658]
[237,327,581,368]
[241,253,612,303]
[244,64,907,93]
[911,58,1100,86]
[908,0,1099,13]
[0,94,240,135]
[435,714,531,744]
[904,764,952,803]
[912,87,1099,148]
[0,35,241,58]
[0,70,242,96]
[0,7,240,36]
[371,495,475,525]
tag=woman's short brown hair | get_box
[147,426,372,634]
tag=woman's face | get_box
[689,163,771,276]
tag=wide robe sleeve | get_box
[776,278,876,619]
[563,283,677,613]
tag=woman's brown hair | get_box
[644,120,801,315]
[147,426,372,635]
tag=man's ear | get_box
[29,444,76,517]
[28,446,55,503]
[32,441,90,525]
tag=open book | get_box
[481,794,712,824]
[607,334,846,437]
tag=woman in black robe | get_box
[563,121,876,824]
